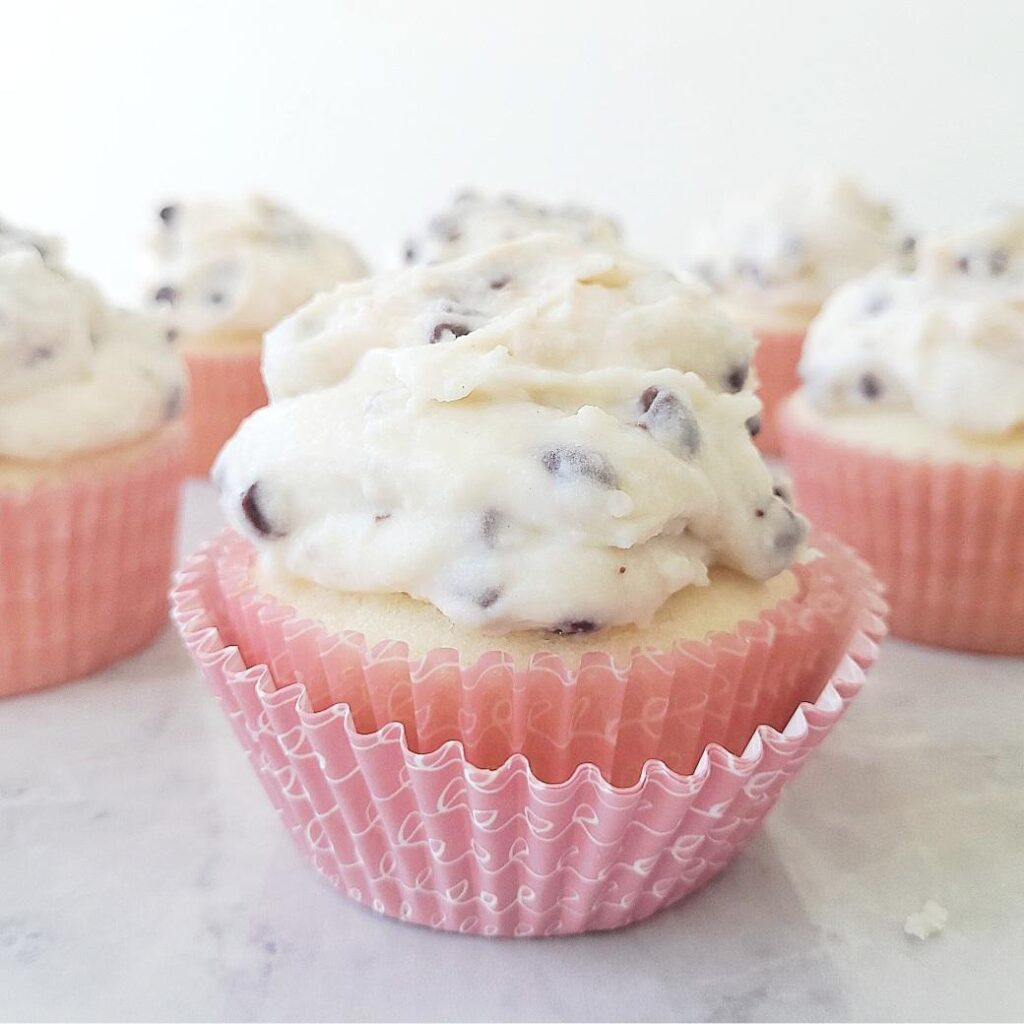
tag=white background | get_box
[2,0,1022,301]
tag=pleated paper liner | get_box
[752,328,805,456]
[780,398,1024,655]
[171,529,885,935]
[183,348,268,477]
[0,423,186,697]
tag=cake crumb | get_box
[904,900,948,940]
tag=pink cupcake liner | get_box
[752,328,805,456]
[780,398,1024,654]
[184,348,268,477]
[171,529,885,936]
[0,424,186,697]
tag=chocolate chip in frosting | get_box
[208,291,226,305]
[541,445,619,488]
[241,482,284,538]
[550,618,600,636]
[746,414,762,438]
[725,364,749,393]
[637,386,701,458]
[480,507,504,548]
[489,274,511,290]
[154,285,176,304]
[864,290,891,315]
[477,586,503,609]
[773,504,805,554]
[27,345,54,366]
[430,320,473,344]
[859,372,883,400]
[403,242,417,264]
[164,387,184,420]
[989,248,1010,276]
[158,204,177,225]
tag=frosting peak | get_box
[215,238,805,636]
[0,221,184,461]
[800,206,1024,436]
[149,196,367,336]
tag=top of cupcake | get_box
[684,170,904,331]
[800,205,1024,436]
[402,190,622,266]
[215,235,806,636]
[0,219,184,462]
[149,196,368,337]
[264,233,756,401]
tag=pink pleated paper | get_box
[780,398,1024,654]
[184,349,268,477]
[171,529,885,936]
[0,424,186,697]
[752,328,805,456]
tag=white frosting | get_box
[0,222,185,462]
[403,191,621,265]
[216,238,805,635]
[685,170,903,329]
[800,206,1024,436]
[150,196,367,336]
[264,234,758,402]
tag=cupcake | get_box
[0,219,186,696]
[685,170,906,453]
[781,206,1024,654]
[173,236,885,935]
[402,190,621,265]
[150,196,367,475]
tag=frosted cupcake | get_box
[0,219,186,696]
[402,190,621,264]
[781,206,1024,654]
[150,196,367,475]
[173,236,885,935]
[685,170,906,453]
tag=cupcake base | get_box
[172,530,885,936]
[0,423,186,697]
[780,395,1024,655]
[183,343,267,477]
[751,328,804,456]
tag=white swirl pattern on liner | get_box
[403,190,621,266]
[0,221,185,462]
[216,237,806,635]
[684,169,903,328]
[150,196,367,335]
[800,205,1024,435]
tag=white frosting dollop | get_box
[215,238,805,635]
[149,196,367,336]
[264,234,757,402]
[403,191,621,265]
[800,206,1024,436]
[0,221,185,462]
[684,170,904,329]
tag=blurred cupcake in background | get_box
[685,170,907,453]
[781,205,1024,654]
[0,218,186,696]
[150,196,367,475]
[174,235,885,935]
[402,189,621,264]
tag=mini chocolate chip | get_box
[725,364,748,393]
[374,512,391,522]
[403,243,417,264]
[209,291,225,305]
[618,566,627,574]
[430,320,472,343]
[489,275,511,290]
[477,586,502,609]
[774,516,805,554]
[28,346,54,365]
[158,204,177,224]
[164,387,184,420]
[551,619,600,636]
[956,255,971,274]
[772,485,787,501]
[166,328,179,344]
[865,291,891,315]
[746,414,762,437]
[541,445,618,488]
[900,235,917,255]
[154,285,176,304]
[637,386,701,458]
[755,508,766,518]
[241,482,283,538]
[481,507,503,547]
[859,372,883,400]
[990,248,1009,275]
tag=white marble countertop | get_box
[2,480,1022,1023]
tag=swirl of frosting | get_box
[684,170,904,330]
[215,241,805,635]
[800,206,1024,436]
[149,196,367,336]
[264,233,757,402]
[403,190,621,265]
[0,221,185,462]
